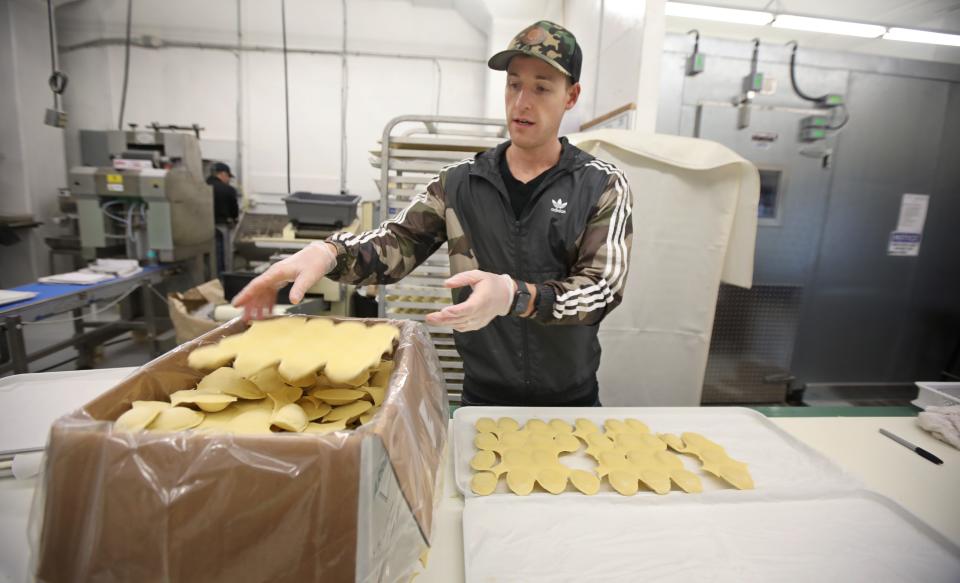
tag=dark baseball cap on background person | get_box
[211,162,233,177]
[487,20,582,83]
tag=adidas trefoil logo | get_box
[550,198,567,214]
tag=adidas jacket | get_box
[327,137,633,406]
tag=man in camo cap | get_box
[235,20,633,407]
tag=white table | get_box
[1,369,957,583]
[415,415,960,583]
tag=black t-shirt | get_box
[498,148,560,220]
[206,176,240,224]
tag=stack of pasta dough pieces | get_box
[470,417,754,497]
[114,318,399,435]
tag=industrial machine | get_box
[227,191,374,317]
[69,126,214,265]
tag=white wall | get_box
[562,0,603,130]
[56,0,488,203]
[0,0,676,287]
[0,0,69,287]
[483,17,534,120]
[1,0,664,285]
[561,0,665,133]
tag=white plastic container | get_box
[914,382,960,409]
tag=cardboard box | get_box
[31,317,448,583]
[167,279,226,344]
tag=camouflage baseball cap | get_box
[488,20,582,83]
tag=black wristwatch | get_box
[510,279,532,316]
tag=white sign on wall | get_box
[887,193,929,257]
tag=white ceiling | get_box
[666,0,960,64]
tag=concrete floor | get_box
[800,384,919,408]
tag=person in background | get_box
[206,161,239,273]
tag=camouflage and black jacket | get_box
[326,138,633,406]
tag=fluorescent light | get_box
[665,3,960,47]
[772,15,885,38]
[883,27,960,47]
[665,2,773,26]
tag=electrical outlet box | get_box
[44,108,67,128]
[801,115,830,129]
[800,127,827,142]
[686,52,705,76]
[742,73,764,94]
[818,94,844,107]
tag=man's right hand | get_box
[232,241,338,321]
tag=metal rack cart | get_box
[370,116,507,402]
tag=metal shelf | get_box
[371,115,507,401]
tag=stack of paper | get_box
[0,290,37,307]
[87,259,142,278]
[38,258,143,286]
[38,272,114,285]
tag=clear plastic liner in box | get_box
[27,317,449,583]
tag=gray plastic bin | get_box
[283,192,361,228]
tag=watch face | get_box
[513,286,531,315]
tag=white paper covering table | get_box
[0,368,136,459]
[0,368,135,582]
[463,492,959,582]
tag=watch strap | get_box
[511,279,531,315]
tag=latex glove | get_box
[232,241,337,320]
[425,270,515,332]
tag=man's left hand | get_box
[425,270,515,332]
